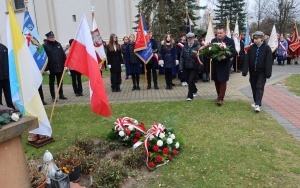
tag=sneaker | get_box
[183,82,188,86]
[193,93,197,97]
[254,105,260,112]
[251,103,256,108]
[187,98,192,101]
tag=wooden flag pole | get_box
[49,67,67,123]
[209,58,212,82]
[235,55,238,73]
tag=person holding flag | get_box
[126,34,141,91]
[146,31,159,90]
[43,31,67,102]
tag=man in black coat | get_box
[0,43,15,109]
[43,31,67,102]
[242,31,273,112]
[180,32,200,101]
[211,27,236,106]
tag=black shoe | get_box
[52,98,57,102]
[147,85,151,89]
[132,86,136,91]
[154,85,159,89]
[42,101,47,105]
[78,93,83,96]
[59,95,67,100]
[112,89,117,92]
[136,86,141,90]
[116,89,121,92]
[171,83,175,86]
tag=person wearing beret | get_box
[211,27,236,106]
[242,31,273,112]
[43,31,67,102]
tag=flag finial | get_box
[24,0,29,11]
[91,5,95,13]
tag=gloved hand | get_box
[158,60,164,66]
[108,65,111,69]
[175,60,179,65]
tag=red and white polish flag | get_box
[65,15,111,117]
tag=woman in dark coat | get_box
[160,34,177,90]
[107,34,122,92]
[126,34,141,90]
[121,36,129,79]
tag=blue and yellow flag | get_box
[7,2,52,136]
[23,10,47,71]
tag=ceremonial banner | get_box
[289,23,300,52]
[244,22,251,53]
[134,14,153,64]
[91,12,107,67]
[23,11,47,71]
[7,2,52,136]
[233,19,240,53]
[65,14,111,117]
[205,15,214,45]
[226,18,231,38]
[268,25,279,53]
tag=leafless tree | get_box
[252,0,269,30]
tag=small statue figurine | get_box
[43,150,59,185]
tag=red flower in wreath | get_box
[148,161,156,168]
[163,147,169,154]
[135,132,141,138]
[172,149,178,156]
[156,155,163,163]
[125,129,131,135]
[167,156,172,161]
[153,145,159,152]
[133,138,139,143]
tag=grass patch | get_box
[42,69,111,85]
[284,74,300,96]
[23,99,300,187]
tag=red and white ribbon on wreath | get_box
[114,117,147,134]
[144,123,169,168]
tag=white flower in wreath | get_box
[119,131,125,137]
[209,47,212,50]
[167,138,173,145]
[159,133,165,139]
[11,113,20,122]
[169,134,175,140]
[175,142,180,149]
[124,136,129,141]
[128,125,134,131]
[157,140,163,147]
[149,135,154,140]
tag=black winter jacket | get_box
[179,41,200,70]
[107,44,122,73]
[0,44,9,80]
[242,41,273,78]
[43,40,66,73]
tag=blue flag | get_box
[244,23,250,47]
[134,14,153,64]
[23,11,47,71]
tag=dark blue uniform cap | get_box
[45,31,55,37]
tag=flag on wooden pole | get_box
[268,25,279,53]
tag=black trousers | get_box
[70,70,83,94]
[49,72,64,98]
[249,71,266,106]
[0,79,14,109]
[165,68,173,87]
[110,71,122,90]
[146,63,158,86]
[38,85,45,102]
[184,69,198,99]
